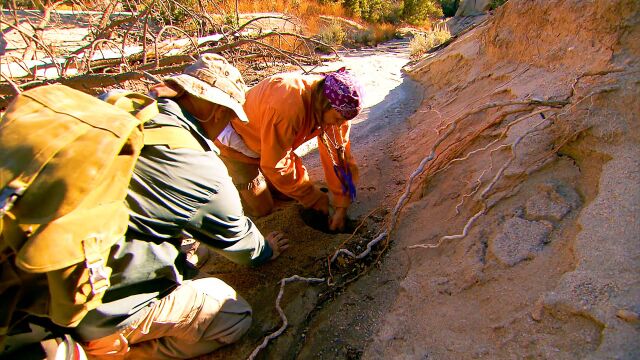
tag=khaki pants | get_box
[82,278,251,359]
[218,154,274,217]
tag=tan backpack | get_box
[0,84,161,347]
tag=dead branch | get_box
[1,54,33,78]
[93,0,118,40]
[22,1,64,60]
[122,1,155,53]
[0,73,22,95]
[0,18,62,77]
[0,64,187,107]
[1,4,331,102]
[154,25,199,68]
[242,38,307,72]
[7,0,32,51]
[232,15,295,35]
[79,6,147,51]
[86,39,131,73]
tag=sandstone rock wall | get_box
[367,0,639,358]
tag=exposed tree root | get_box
[330,99,565,262]
[247,275,325,360]
[409,117,553,249]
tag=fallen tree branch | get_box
[86,39,131,73]
[0,64,188,107]
[0,73,22,95]
[0,18,62,77]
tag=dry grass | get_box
[318,20,347,46]
[230,0,346,19]
[372,23,398,43]
[226,0,399,47]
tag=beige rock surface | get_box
[364,0,639,358]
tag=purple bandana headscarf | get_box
[323,68,364,120]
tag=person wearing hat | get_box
[75,54,288,359]
[216,68,364,232]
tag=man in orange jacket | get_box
[216,68,364,232]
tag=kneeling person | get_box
[77,54,288,359]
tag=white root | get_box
[247,275,325,360]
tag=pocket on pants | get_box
[82,332,129,358]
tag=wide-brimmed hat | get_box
[165,54,249,122]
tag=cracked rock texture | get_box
[490,217,553,266]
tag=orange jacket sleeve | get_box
[259,107,324,208]
[318,121,359,208]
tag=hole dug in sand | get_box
[299,208,357,234]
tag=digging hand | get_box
[329,207,348,232]
[266,231,289,260]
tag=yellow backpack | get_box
[0,84,159,347]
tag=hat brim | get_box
[165,74,248,122]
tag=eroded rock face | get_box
[490,217,553,266]
[524,182,581,222]
[369,0,639,358]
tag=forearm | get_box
[185,169,274,266]
[318,137,358,208]
[211,224,273,266]
[190,219,273,267]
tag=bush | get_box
[402,0,443,26]
[372,23,398,43]
[383,3,404,24]
[438,0,459,17]
[343,0,362,18]
[363,0,391,23]
[318,20,347,46]
[349,28,375,46]
[409,29,451,57]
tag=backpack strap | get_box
[102,91,158,123]
[82,237,110,296]
[103,91,204,152]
